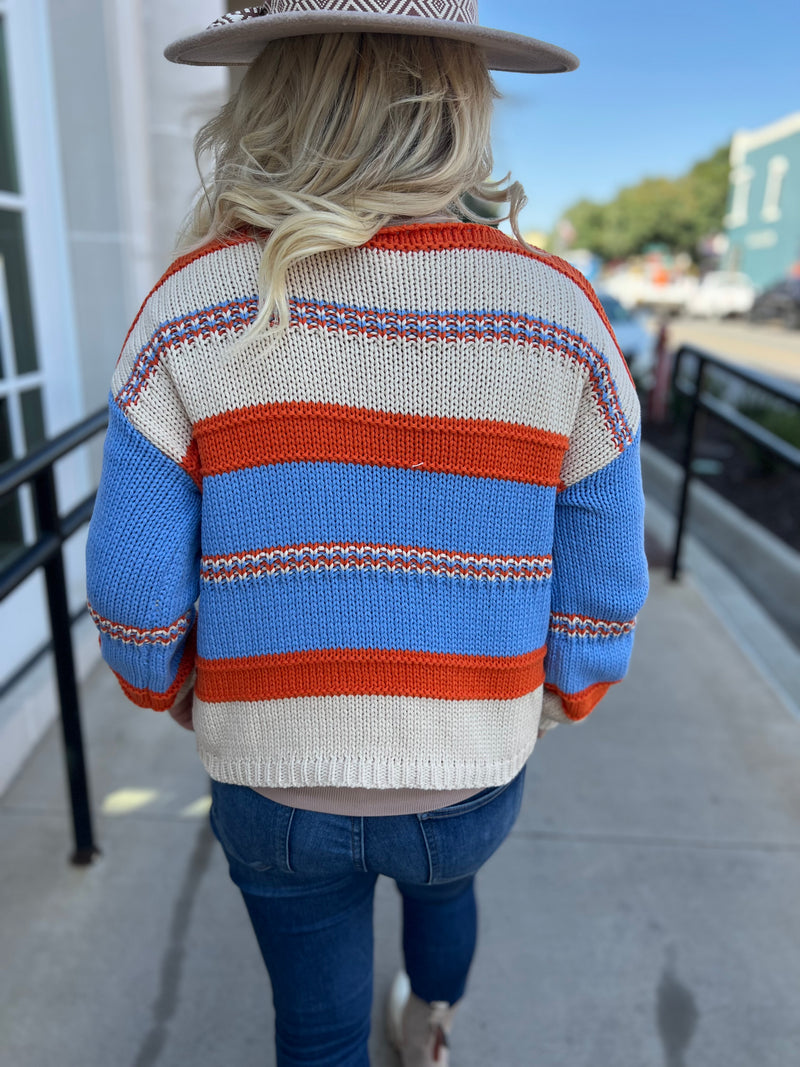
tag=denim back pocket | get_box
[416,766,526,883]
[209,779,295,874]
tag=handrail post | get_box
[32,466,100,865]
[670,353,706,581]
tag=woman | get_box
[86,4,648,1065]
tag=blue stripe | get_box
[545,630,636,694]
[201,463,557,558]
[197,568,552,660]
[97,632,189,697]
[551,431,648,622]
[545,430,649,695]
[86,397,200,693]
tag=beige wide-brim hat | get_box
[165,2,579,74]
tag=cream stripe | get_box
[173,330,583,434]
[194,690,543,789]
[561,388,627,487]
[114,237,639,470]
[298,245,634,379]
[295,242,641,439]
[118,367,194,467]
[195,241,636,437]
[111,243,261,391]
[605,352,640,436]
[560,363,641,487]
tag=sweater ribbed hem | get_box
[199,744,535,791]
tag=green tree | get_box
[680,144,731,242]
[556,143,730,261]
[561,198,608,253]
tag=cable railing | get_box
[0,408,107,865]
[669,345,800,580]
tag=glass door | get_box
[0,0,84,689]
[0,10,46,570]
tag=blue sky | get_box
[482,0,800,235]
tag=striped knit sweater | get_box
[86,221,649,800]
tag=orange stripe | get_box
[195,646,546,703]
[367,223,524,254]
[181,438,203,490]
[194,402,568,485]
[114,629,197,711]
[544,680,617,721]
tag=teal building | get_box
[724,111,800,290]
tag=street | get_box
[660,316,800,385]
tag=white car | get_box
[684,271,755,318]
[596,290,657,390]
[602,271,698,314]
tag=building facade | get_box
[0,0,227,791]
[724,111,800,290]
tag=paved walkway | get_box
[2,550,800,1065]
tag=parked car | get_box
[596,290,657,389]
[749,278,800,329]
[684,271,755,318]
[602,271,697,315]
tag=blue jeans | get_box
[209,764,527,1067]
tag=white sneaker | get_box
[387,970,458,1066]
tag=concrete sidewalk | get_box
[2,559,800,1065]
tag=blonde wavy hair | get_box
[180,32,527,346]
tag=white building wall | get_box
[142,2,229,275]
[0,0,228,793]
[47,0,130,420]
[50,0,227,419]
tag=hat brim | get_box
[164,12,579,74]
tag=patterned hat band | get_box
[212,2,479,29]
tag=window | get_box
[726,165,754,229]
[0,12,45,566]
[761,155,789,223]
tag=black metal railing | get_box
[670,346,800,580]
[0,408,108,865]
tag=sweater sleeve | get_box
[541,342,649,729]
[86,291,201,712]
